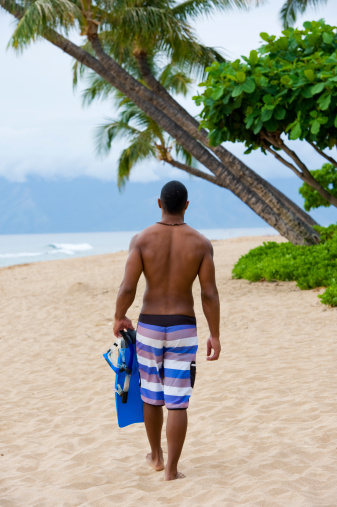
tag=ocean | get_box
[0,228,278,268]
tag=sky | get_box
[1,0,337,184]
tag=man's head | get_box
[158,181,189,215]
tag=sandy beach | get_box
[1,235,337,506]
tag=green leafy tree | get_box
[299,163,337,210]
[0,0,324,245]
[195,19,337,208]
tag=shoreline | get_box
[0,233,280,270]
[2,234,336,506]
[0,228,279,269]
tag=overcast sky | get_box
[1,0,337,183]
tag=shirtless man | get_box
[113,180,221,481]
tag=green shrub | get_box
[318,285,337,306]
[232,225,337,306]
[313,223,337,243]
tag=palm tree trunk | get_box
[0,2,319,244]
[262,179,317,227]
[165,156,317,228]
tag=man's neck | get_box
[159,214,185,225]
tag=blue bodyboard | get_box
[103,330,144,428]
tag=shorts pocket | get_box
[190,361,196,388]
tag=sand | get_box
[1,235,337,507]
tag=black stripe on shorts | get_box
[138,313,196,327]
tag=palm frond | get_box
[95,101,162,156]
[159,64,193,95]
[117,130,156,188]
[171,0,252,21]
[95,118,140,156]
[0,0,24,17]
[81,73,117,105]
[174,143,195,167]
[73,39,95,90]
[9,0,83,51]
[280,0,328,28]
[101,6,193,48]
[166,36,226,80]
[94,30,140,73]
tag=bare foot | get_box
[164,471,186,481]
[146,452,165,471]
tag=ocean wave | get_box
[0,251,44,259]
[0,243,94,261]
[48,243,94,253]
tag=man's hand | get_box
[113,316,134,337]
[206,336,221,361]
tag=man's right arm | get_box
[198,240,221,361]
[113,234,143,337]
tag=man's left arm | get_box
[113,234,143,337]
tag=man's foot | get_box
[146,452,165,471]
[164,470,186,481]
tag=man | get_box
[113,180,220,481]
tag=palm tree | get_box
[95,96,218,188]
[87,67,221,188]
[0,0,322,244]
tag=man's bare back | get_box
[134,223,211,316]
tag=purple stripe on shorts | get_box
[140,371,163,385]
[164,351,196,362]
[137,324,197,341]
[164,377,191,388]
[166,401,189,409]
[137,347,163,361]
[137,324,165,340]
[164,327,197,341]
[141,395,165,406]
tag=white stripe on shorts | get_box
[164,385,192,397]
[163,359,191,371]
[136,332,198,349]
[140,378,163,392]
[137,355,162,369]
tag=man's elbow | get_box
[119,284,136,299]
[201,287,219,302]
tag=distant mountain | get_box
[0,176,335,234]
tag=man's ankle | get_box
[151,450,163,461]
[165,464,177,475]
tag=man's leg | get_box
[143,402,165,471]
[162,315,198,480]
[136,315,166,471]
[165,409,187,481]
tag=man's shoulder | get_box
[133,224,211,249]
[185,226,212,247]
[131,225,157,245]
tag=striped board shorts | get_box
[136,314,198,409]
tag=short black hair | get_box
[160,181,188,214]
